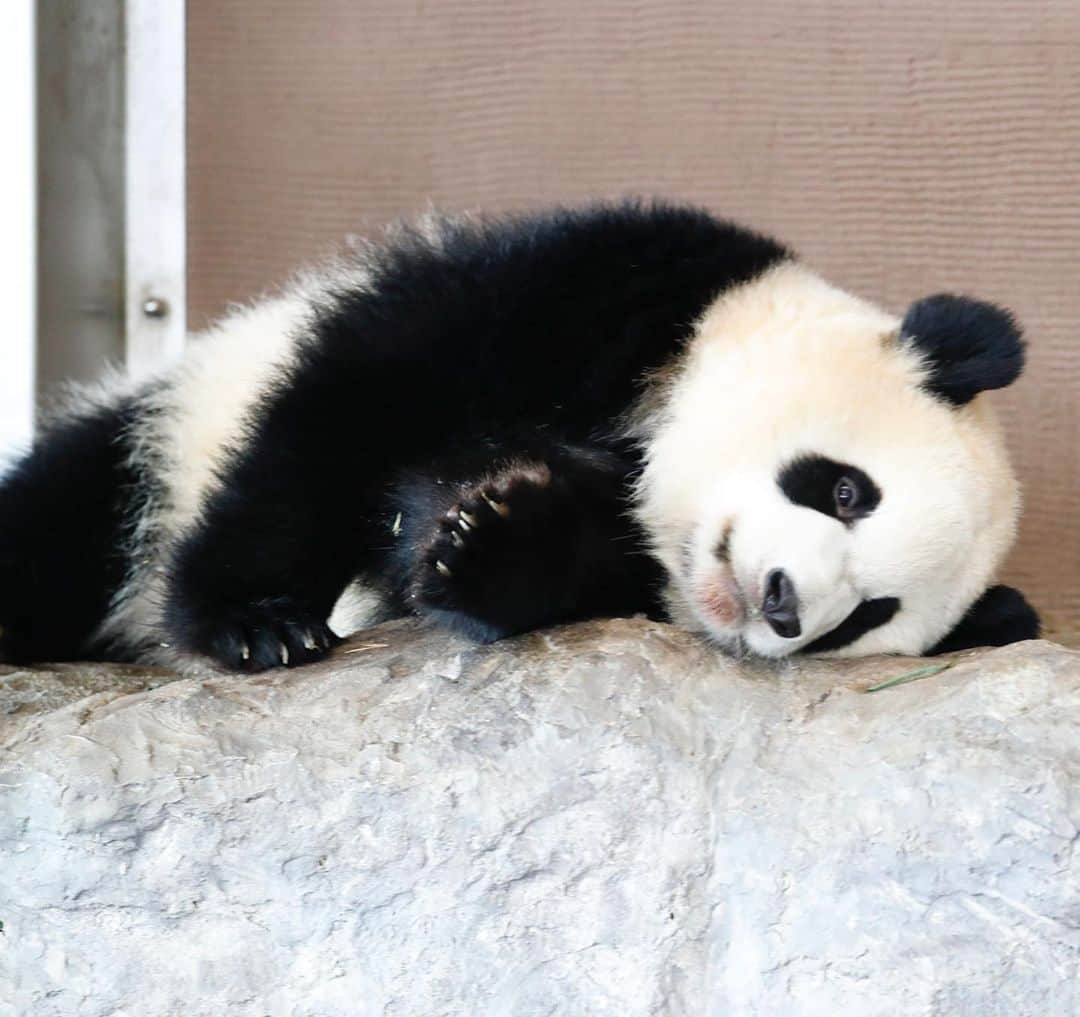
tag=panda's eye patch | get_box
[778,456,881,523]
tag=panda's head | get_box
[636,262,1039,657]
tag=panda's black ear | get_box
[900,294,1025,406]
[927,585,1040,655]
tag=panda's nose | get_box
[762,569,801,638]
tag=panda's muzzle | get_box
[762,568,801,639]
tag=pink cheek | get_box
[706,594,740,625]
[695,577,743,626]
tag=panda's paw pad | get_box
[202,598,338,673]
[416,466,554,605]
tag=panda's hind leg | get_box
[0,400,137,664]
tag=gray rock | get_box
[1,618,1077,1017]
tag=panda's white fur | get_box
[633,262,1019,657]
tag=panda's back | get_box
[277,202,790,445]
[160,202,786,466]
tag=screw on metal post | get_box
[142,297,169,319]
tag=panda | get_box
[0,200,1039,672]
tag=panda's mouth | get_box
[802,596,901,653]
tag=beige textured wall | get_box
[187,0,1080,636]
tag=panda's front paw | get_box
[177,596,339,672]
[413,464,567,638]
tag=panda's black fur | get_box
[0,398,141,663]
[0,200,1039,671]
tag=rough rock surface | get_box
[1,618,1077,1017]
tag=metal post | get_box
[0,0,35,466]
[125,0,187,378]
[36,0,186,405]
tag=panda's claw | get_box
[281,617,339,666]
[435,560,452,577]
[450,531,465,548]
[482,493,510,517]
[187,599,338,672]
[459,510,478,529]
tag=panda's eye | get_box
[834,476,859,517]
[780,456,882,521]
